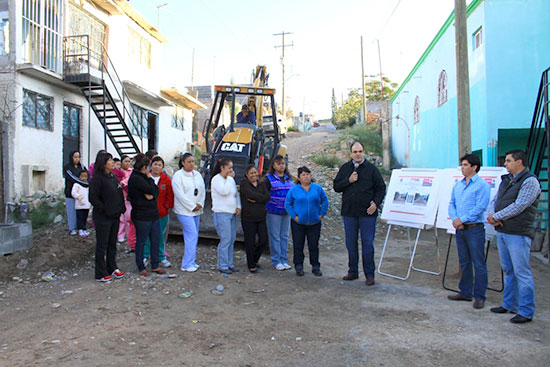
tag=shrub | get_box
[311,153,341,168]
[345,124,382,156]
[287,127,299,132]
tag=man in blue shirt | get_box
[448,154,490,309]
[236,104,256,124]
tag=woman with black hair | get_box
[64,150,87,235]
[128,153,166,276]
[89,152,126,282]
[265,155,294,271]
[172,153,205,272]
[240,164,270,272]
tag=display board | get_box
[381,169,442,226]
[435,166,508,235]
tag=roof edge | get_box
[390,0,484,103]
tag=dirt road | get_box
[1,130,549,366]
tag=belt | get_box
[462,222,484,229]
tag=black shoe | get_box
[312,269,323,277]
[448,294,472,301]
[510,314,532,324]
[228,266,239,272]
[296,269,305,276]
[255,263,262,269]
[219,268,233,274]
[490,306,515,314]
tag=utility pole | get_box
[191,48,195,91]
[274,31,293,121]
[455,0,471,156]
[360,36,366,124]
[377,39,385,101]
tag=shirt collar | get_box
[462,173,480,183]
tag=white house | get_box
[0,0,204,204]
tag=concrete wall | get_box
[391,0,550,169]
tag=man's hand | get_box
[235,208,241,216]
[452,218,463,229]
[367,201,377,215]
[488,214,503,227]
[192,204,202,212]
[144,194,154,200]
[349,171,358,184]
[294,216,299,222]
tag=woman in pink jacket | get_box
[114,155,134,247]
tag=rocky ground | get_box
[0,127,549,367]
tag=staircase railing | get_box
[63,35,142,152]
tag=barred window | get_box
[438,70,448,107]
[171,106,185,130]
[23,89,53,130]
[129,103,155,138]
[128,27,151,69]
[68,3,107,71]
[414,96,420,124]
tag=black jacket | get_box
[89,171,125,222]
[333,160,386,217]
[64,163,87,198]
[240,178,271,222]
[128,170,160,221]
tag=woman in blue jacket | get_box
[284,166,329,277]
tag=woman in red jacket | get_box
[143,156,174,267]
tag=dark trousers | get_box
[344,216,376,278]
[134,218,161,271]
[455,225,488,301]
[242,219,268,269]
[291,221,321,270]
[76,209,89,230]
[94,217,119,279]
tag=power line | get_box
[376,0,403,39]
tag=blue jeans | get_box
[134,219,161,271]
[267,213,291,266]
[344,216,376,278]
[455,225,488,301]
[65,198,77,231]
[291,221,321,270]
[496,232,536,319]
[213,212,236,270]
[177,214,200,269]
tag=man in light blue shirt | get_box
[447,154,490,309]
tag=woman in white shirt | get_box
[211,158,241,274]
[172,153,206,272]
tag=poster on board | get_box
[435,166,508,235]
[381,169,442,226]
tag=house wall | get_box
[391,0,550,169]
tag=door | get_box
[147,111,158,152]
[62,103,81,170]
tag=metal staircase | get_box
[63,35,141,157]
[526,67,550,239]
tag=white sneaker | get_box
[160,259,172,268]
[70,230,77,235]
[78,230,86,237]
[84,230,90,236]
[143,258,148,267]
[282,263,292,270]
[117,238,125,243]
[181,265,199,272]
[275,264,286,271]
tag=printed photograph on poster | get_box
[381,169,442,226]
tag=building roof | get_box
[187,85,214,102]
[390,0,483,103]
[161,88,207,110]
[90,0,168,43]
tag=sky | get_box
[128,0,458,119]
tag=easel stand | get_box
[378,221,441,281]
[442,234,504,293]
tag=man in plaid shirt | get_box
[488,149,540,324]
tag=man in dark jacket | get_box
[488,149,540,324]
[333,141,386,286]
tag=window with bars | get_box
[63,103,81,138]
[128,27,151,69]
[414,96,420,124]
[21,0,63,73]
[130,103,152,138]
[23,89,53,130]
[67,3,107,71]
[438,70,448,107]
[171,106,185,130]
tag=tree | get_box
[331,88,337,125]
[333,77,398,128]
